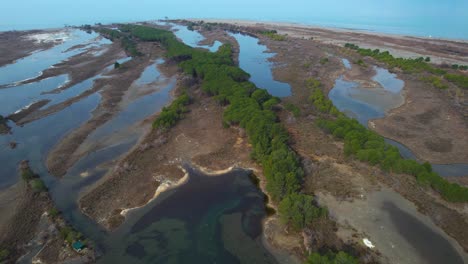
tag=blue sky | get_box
[1,0,467,38]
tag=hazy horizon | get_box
[2,0,468,39]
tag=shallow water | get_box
[0,93,100,188]
[229,32,292,97]
[321,188,468,264]
[0,29,111,86]
[168,23,222,52]
[330,59,468,177]
[97,166,276,264]
[0,75,68,116]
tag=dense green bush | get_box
[307,79,341,116]
[305,251,359,264]
[314,107,468,202]
[445,73,468,89]
[421,76,448,89]
[31,178,47,192]
[153,93,191,129]
[259,30,287,41]
[320,57,329,64]
[345,43,468,90]
[122,25,327,230]
[279,193,327,230]
[285,103,301,117]
[344,43,445,74]
[21,167,35,181]
[60,227,83,245]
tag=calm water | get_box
[1,1,467,40]
[329,59,468,177]
[98,166,276,264]
[0,23,279,264]
[229,32,292,97]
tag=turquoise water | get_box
[1,1,467,40]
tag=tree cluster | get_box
[345,43,468,90]
[309,81,468,202]
[121,25,353,261]
[306,251,359,264]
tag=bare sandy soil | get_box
[46,43,167,178]
[0,162,95,263]
[197,19,468,65]
[79,81,257,230]
[2,20,467,263]
[190,22,468,262]
[370,75,468,164]
[0,30,60,67]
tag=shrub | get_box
[0,249,9,261]
[30,179,47,192]
[285,103,301,117]
[306,251,359,264]
[49,208,60,218]
[279,193,327,230]
[21,168,35,181]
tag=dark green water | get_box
[97,166,277,264]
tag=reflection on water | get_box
[0,93,100,188]
[229,32,292,97]
[97,166,276,264]
[136,59,163,86]
[0,75,68,116]
[331,60,468,177]
[0,29,111,86]
[169,24,222,52]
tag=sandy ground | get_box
[46,43,168,178]
[370,75,468,164]
[189,21,468,260]
[0,29,61,67]
[16,40,125,92]
[79,81,257,230]
[0,162,95,263]
[196,19,468,65]
[2,20,467,263]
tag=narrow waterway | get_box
[229,32,292,97]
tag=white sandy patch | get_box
[25,31,71,44]
[120,166,189,217]
[363,238,375,248]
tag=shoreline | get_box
[187,18,468,44]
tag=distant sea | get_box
[1,1,467,40]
